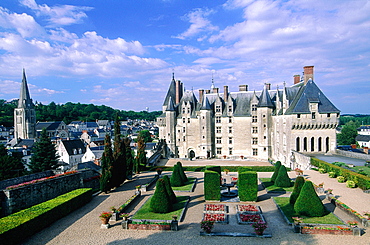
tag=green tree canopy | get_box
[138,130,152,143]
[100,134,114,193]
[337,121,359,145]
[28,128,59,173]
[0,144,25,181]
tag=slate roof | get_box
[356,135,370,142]
[61,139,86,155]
[163,77,177,107]
[257,86,274,108]
[36,121,64,131]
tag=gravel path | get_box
[23,161,370,245]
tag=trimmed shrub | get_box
[294,181,326,217]
[238,171,258,201]
[176,161,188,182]
[170,164,184,187]
[275,165,292,187]
[0,188,92,245]
[204,170,220,201]
[346,180,356,188]
[238,166,253,174]
[337,176,346,183]
[150,178,172,213]
[328,171,336,178]
[206,165,221,176]
[289,176,305,205]
[271,161,281,183]
[162,175,177,203]
[318,168,326,174]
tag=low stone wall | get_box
[301,226,352,235]
[336,149,370,161]
[291,151,311,170]
[0,170,54,190]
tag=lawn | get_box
[350,166,370,176]
[260,178,295,192]
[273,197,344,225]
[132,196,189,221]
[171,178,196,191]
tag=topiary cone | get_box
[294,181,326,217]
[271,161,281,183]
[275,165,292,187]
[170,164,184,187]
[177,161,188,182]
[150,178,172,213]
[162,175,177,203]
[289,176,305,205]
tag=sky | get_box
[0,0,369,114]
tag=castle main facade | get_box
[157,66,340,166]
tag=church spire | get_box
[18,69,33,109]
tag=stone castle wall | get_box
[0,170,54,190]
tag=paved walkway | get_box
[23,160,370,245]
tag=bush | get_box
[206,165,221,176]
[150,179,172,213]
[238,166,252,174]
[275,165,292,187]
[204,170,220,201]
[170,164,184,187]
[271,161,281,183]
[337,176,346,183]
[238,171,258,201]
[289,176,305,205]
[176,161,188,182]
[346,180,356,188]
[328,171,336,178]
[318,168,326,174]
[162,175,177,203]
[294,181,326,217]
[311,158,370,190]
[0,188,92,244]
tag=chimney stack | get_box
[205,89,210,94]
[303,66,314,84]
[265,83,271,90]
[212,87,219,93]
[175,80,182,104]
[239,85,248,91]
[199,89,204,103]
[224,86,229,101]
[294,75,301,84]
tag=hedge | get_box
[238,171,258,201]
[0,188,92,245]
[237,166,253,174]
[311,158,370,190]
[204,170,220,201]
[205,165,221,176]
[149,166,276,172]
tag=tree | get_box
[275,165,292,187]
[162,175,177,203]
[28,128,59,173]
[124,137,134,177]
[294,181,326,217]
[271,161,281,183]
[176,161,188,182]
[0,144,25,181]
[136,136,147,171]
[112,113,126,187]
[170,164,184,187]
[150,178,172,213]
[138,130,152,143]
[337,121,359,145]
[289,176,305,205]
[100,134,114,193]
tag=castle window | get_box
[187,108,190,113]
[229,117,232,123]
[297,114,301,118]
[216,105,221,112]
[312,112,316,119]
[252,116,257,123]
[327,113,330,117]
[183,136,186,141]
[252,104,257,111]
[216,116,221,123]
[229,148,233,155]
[216,127,221,134]
[202,135,205,139]
[182,108,185,114]
[228,105,232,112]
[229,127,232,134]
[264,147,266,151]
[216,148,222,154]
[252,127,258,133]
[182,118,185,123]
[183,127,185,133]
[253,148,258,156]
[188,118,190,123]
[252,137,258,145]
[216,137,222,144]
[229,137,233,144]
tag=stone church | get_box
[157,66,340,166]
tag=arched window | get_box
[303,137,307,151]
[296,137,300,152]
[325,137,330,153]
[318,137,322,152]
[311,137,315,152]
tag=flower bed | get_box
[118,192,141,214]
[128,222,171,230]
[203,213,228,223]
[327,195,367,224]
[204,204,227,213]
[5,171,78,190]
[237,204,261,214]
[237,213,265,224]
[301,226,352,235]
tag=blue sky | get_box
[0,0,369,114]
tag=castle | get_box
[157,66,340,166]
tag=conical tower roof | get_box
[18,69,34,109]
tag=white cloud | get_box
[20,0,93,26]
[173,8,218,40]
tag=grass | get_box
[171,178,196,191]
[273,197,344,225]
[260,178,295,192]
[132,196,188,221]
[350,166,370,176]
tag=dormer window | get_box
[312,112,316,119]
